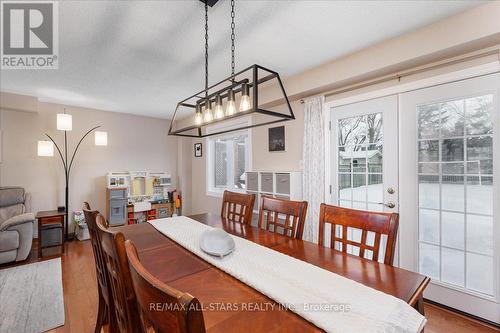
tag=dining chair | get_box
[125,240,206,333]
[220,190,255,225]
[258,196,308,239]
[96,214,142,333]
[318,203,399,265]
[82,205,116,333]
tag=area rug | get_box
[0,258,65,333]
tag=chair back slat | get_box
[96,214,141,333]
[82,208,112,306]
[125,240,206,333]
[221,191,255,225]
[318,204,399,265]
[258,196,308,239]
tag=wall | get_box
[188,100,305,214]
[0,94,178,235]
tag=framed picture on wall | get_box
[194,143,202,157]
[268,126,285,152]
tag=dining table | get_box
[116,213,430,332]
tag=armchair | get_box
[0,187,34,264]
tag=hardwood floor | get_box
[1,239,498,333]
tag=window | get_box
[207,130,250,196]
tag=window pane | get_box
[233,137,246,190]
[466,215,493,256]
[338,147,351,172]
[442,138,464,162]
[419,163,439,174]
[466,253,494,295]
[338,174,351,200]
[352,149,367,173]
[367,174,383,203]
[352,174,366,201]
[419,175,439,209]
[467,136,493,174]
[442,212,464,250]
[214,141,227,187]
[442,176,464,212]
[338,115,367,147]
[419,209,439,244]
[441,100,464,138]
[467,176,493,215]
[418,140,439,162]
[419,242,440,280]
[442,163,464,175]
[418,103,440,139]
[442,248,465,287]
[466,95,493,135]
[366,113,383,144]
[367,145,382,173]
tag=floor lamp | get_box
[38,111,107,240]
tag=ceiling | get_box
[0,0,484,118]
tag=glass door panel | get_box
[331,95,398,262]
[400,73,500,323]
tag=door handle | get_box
[378,201,396,209]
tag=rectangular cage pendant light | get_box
[168,64,294,138]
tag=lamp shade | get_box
[57,113,72,131]
[94,131,108,146]
[37,140,54,156]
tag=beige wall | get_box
[0,95,178,234]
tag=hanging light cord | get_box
[230,0,235,81]
[205,0,209,98]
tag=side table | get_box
[36,210,65,258]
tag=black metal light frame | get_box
[44,125,101,240]
[168,64,295,138]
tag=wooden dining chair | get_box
[125,240,206,333]
[318,203,399,265]
[220,190,255,225]
[258,196,308,239]
[96,214,142,333]
[82,205,116,333]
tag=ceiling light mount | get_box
[169,0,294,137]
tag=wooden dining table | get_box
[116,213,430,332]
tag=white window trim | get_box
[206,117,252,198]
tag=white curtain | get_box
[302,96,325,243]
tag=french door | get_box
[399,73,500,323]
[330,95,399,261]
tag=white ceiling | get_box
[0,0,484,118]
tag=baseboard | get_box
[424,299,500,330]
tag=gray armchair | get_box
[0,187,34,264]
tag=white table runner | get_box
[150,216,426,333]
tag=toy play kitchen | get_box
[105,171,179,226]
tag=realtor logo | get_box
[1,1,58,69]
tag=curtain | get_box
[302,96,325,243]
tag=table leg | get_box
[61,216,65,254]
[38,218,42,259]
[414,295,425,315]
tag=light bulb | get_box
[226,89,236,116]
[194,104,203,125]
[214,95,224,119]
[240,95,251,112]
[203,100,213,123]
[195,112,203,125]
[239,82,251,112]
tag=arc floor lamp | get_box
[38,111,107,240]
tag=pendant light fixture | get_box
[169,0,294,137]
